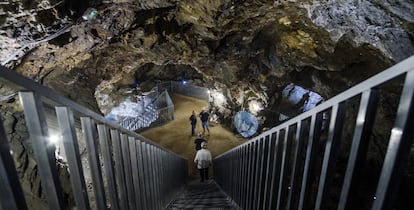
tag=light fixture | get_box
[248,100,263,115]
[48,134,60,144]
[214,91,226,106]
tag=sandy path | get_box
[139,94,246,179]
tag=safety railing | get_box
[157,81,210,101]
[118,103,159,131]
[214,55,414,210]
[0,65,188,210]
[149,90,174,127]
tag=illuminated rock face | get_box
[1,0,414,208]
[2,0,413,119]
[282,83,324,113]
[234,111,258,138]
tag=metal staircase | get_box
[118,103,159,131]
[0,65,187,210]
[108,89,174,132]
[166,180,239,210]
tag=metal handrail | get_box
[0,65,188,210]
[214,55,414,210]
[157,81,211,101]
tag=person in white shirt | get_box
[194,141,212,182]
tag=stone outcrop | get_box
[2,0,412,118]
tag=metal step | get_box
[167,180,238,210]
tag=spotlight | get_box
[249,101,263,115]
[48,134,60,144]
[181,80,187,85]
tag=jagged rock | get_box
[306,0,414,62]
[1,0,414,208]
[1,100,75,209]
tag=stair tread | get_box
[166,180,238,210]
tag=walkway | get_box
[166,180,239,210]
[140,93,245,178]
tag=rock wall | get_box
[1,0,414,209]
[0,100,75,209]
[2,0,413,117]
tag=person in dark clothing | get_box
[189,110,197,136]
[199,109,210,135]
[194,132,207,151]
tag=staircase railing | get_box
[214,55,414,210]
[118,103,159,131]
[115,89,174,131]
[0,65,188,210]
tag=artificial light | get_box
[48,134,60,144]
[249,101,263,115]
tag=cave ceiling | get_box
[1,0,414,123]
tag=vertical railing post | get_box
[142,142,154,210]
[244,143,253,209]
[129,137,143,209]
[241,144,249,209]
[153,146,162,210]
[236,147,243,205]
[19,91,65,210]
[157,148,166,208]
[159,149,166,208]
[0,117,27,210]
[252,140,260,209]
[315,103,346,210]
[120,133,135,210]
[298,112,324,209]
[248,141,258,209]
[146,144,154,209]
[148,144,158,210]
[255,137,267,210]
[137,140,149,210]
[167,152,173,201]
[286,120,308,210]
[338,89,379,210]
[81,117,107,210]
[56,107,90,210]
[262,134,275,210]
[277,125,295,210]
[372,71,414,210]
[269,130,285,209]
[97,124,119,210]
[110,129,128,210]
[232,153,237,198]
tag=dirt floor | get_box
[139,94,246,180]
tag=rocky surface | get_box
[0,101,75,209]
[1,0,414,209]
[2,0,413,114]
